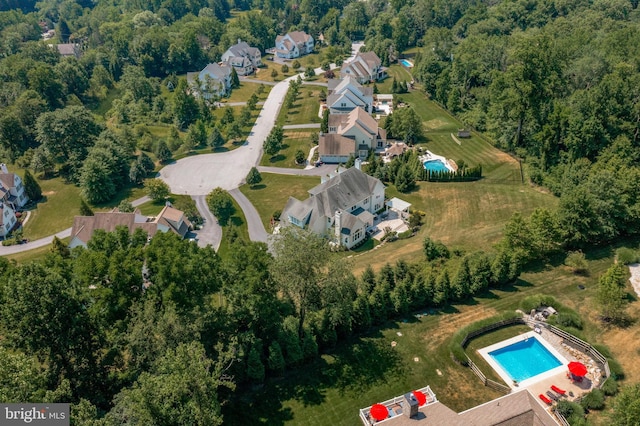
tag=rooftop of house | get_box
[57,43,78,56]
[319,134,356,156]
[226,40,260,57]
[328,107,380,137]
[286,31,312,44]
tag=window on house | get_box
[377,141,383,148]
[354,229,362,241]
[341,102,346,107]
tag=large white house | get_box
[187,63,233,98]
[0,202,16,238]
[221,39,262,76]
[280,166,385,249]
[319,107,387,163]
[0,164,28,210]
[326,76,374,114]
[341,51,387,84]
[274,31,314,59]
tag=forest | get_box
[0,0,640,424]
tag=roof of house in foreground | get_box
[375,390,557,426]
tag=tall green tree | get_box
[145,178,170,202]
[246,167,262,187]
[22,169,41,201]
[173,78,200,130]
[208,127,225,150]
[206,188,235,225]
[597,263,628,323]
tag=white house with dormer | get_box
[0,164,28,210]
[319,107,387,163]
[326,76,374,114]
[341,51,387,84]
[187,63,233,98]
[222,39,262,76]
[274,31,314,59]
[280,166,385,249]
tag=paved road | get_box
[282,123,321,129]
[191,195,222,250]
[159,72,305,194]
[228,188,268,242]
[258,164,337,176]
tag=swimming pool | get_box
[400,59,413,68]
[424,159,449,172]
[489,337,563,382]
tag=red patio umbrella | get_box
[413,390,427,406]
[568,361,588,377]
[370,404,388,422]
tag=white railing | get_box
[358,386,437,425]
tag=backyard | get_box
[276,87,323,127]
[224,246,627,425]
[260,131,316,168]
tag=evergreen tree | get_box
[22,170,41,201]
[50,236,70,258]
[246,345,265,382]
[208,127,225,150]
[321,109,329,133]
[267,341,285,374]
[246,167,262,187]
[452,258,471,300]
[597,263,628,323]
[231,67,240,88]
[79,198,93,216]
[155,140,172,164]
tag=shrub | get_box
[580,388,605,410]
[272,210,281,221]
[566,250,588,274]
[602,377,619,396]
[397,230,413,240]
[294,150,306,164]
[616,247,639,265]
[281,64,289,73]
[556,400,584,419]
[520,295,559,313]
[291,60,300,69]
[549,312,583,330]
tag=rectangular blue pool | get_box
[489,337,563,382]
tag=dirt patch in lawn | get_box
[424,119,449,130]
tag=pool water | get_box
[423,160,449,172]
[400,59,413,68]
[489,338,562,382]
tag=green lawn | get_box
[239,173,319,228]
[223,81,272,103]
[5,243,58,264]
[22,176,82,240]
[255,61,299,82]
[374,65,413,94]
[276,87,323,126]
[260,131,315,168]
[224,246,623,425]
[88,86,122,118]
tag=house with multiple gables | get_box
[319,107,387,163]
[340,51,387,84]
[221,39,262,76]
[0,164,28,210]
[187,63,233,98]
[326,76,374,114]
[274,31,314,59]
[69,204,192,249]
[280,166,385,249]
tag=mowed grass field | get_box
[225,247,627,426]
[239,173,319,228]
[276,87,323,126]
[260,131,315,168]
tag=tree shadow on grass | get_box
[249,184,267,190]
[269,154,285,163]
[213,147,229,153]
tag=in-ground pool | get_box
[400,59,414,68]
[489,337,563,382]
[423,159,450,172]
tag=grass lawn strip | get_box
[276,86,323,127]
[260,131,315,168]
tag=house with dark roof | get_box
[221,39,262,76]
[326,76,374,114]
[69,205,192,249]
[187,63,233,98]
[280,166,385,249]
[319,107,387,163]
[0,164,28,209]
[341,51,387,84]
[274,31,314,59]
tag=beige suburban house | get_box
[69,205,192,249]
[341,51,387,84]
[221,39,262,76]
[319,107,387,163]
[187,63,233,98]
[280,166,385,249]
[326,76,374,114]
[274,31,314,59]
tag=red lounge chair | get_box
[551,385,566,395]
[539,394,553,405]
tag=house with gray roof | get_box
[280,166,385,249]
[341,51,387,84]
[327,76,374,114]
[222,39,262,76]
[0,164,28,210]
[0,202,17,238]
[274,31,314,59]
[187,63,233,98]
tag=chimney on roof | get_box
[0,163,7,174]
[238,38,241,44]
[402,393,419,418]
[354,158,361,170]
[334,210,342,240]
